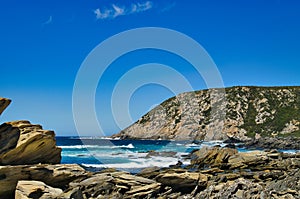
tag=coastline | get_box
[1,96,300,198]
[2,143,299,198]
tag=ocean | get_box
[56,137,297,173]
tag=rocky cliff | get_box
[113,86,300,140]
[0,98,61,165]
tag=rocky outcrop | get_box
[145,150,177,158]
[0,147,298,199]
[190,146,238,167]
[0,164,88,198]
[0,97,11,115]
[137,147,300,198]
[155,169,208,193]
[0,97,61,165]
[0,120,61,165]
[242,136,300,150]
[15,180,63,199]
[112,86,300,140]
[63,171,162,199]
[190,146,300,170]
[192,148,300,198]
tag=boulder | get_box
[0,164,89,198]
[15,180,63,199]
[190,146,238,168]
[228,150,269,169]
[145,150,177,158]
[0,97,11,115]
[137,166,161,179]
[155,169,208,193]
[0,120,61,165]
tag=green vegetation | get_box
[134,86,300,139]
[237,86,300,137]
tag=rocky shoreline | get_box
[1,97,300,198]
[1,146,299,198]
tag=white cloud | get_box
[42,16,53,25]
[112,4,125,18]
[94,1,153,20]
[134,1,153,13]
[94,8,111,19]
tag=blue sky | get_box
[0,0,300,136]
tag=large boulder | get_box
[228,150,269,169]
[15,180,63,199]
[0,120,61,165]
[155,169,208,193]
[0,164,89,198]
[0,97,11,115]
[190,146,238,168]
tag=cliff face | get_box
[113,86,300,141]
[0,97,61,165]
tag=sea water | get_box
[57,137,197,172]
[56,137,298,173]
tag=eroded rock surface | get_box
[242,136,300,150]
[0,120,61,165]
[15,180,63,199]
[60,170,162,199]
[0,97,11,115]
[0,164,88,198]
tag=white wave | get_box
[112,143,135,149]
[59,145,97,149]
[59,143,134,149]
[280,150,299,154]
[98,137,121,140]
[62,151,146,159]
[63,154,92,158]
[74,137,99,139]
[185,143,201,147]
[82,157,180,169]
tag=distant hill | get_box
[112,86,300,141]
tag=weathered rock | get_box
[137,166,161,179]
[64,171,161,199]
[145,150,177,158]
[58,187,83,199]
[15,180,63,199]
[0,120,61,165]
[228,150,269,169]
[155,169,208,193]
[196,178,266,199]
[0,97,11,115]
[190,146,238,168]
[242,137,300,150]
[0,164,89,198]
[194,169,300,199]
[266,169,300,198]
